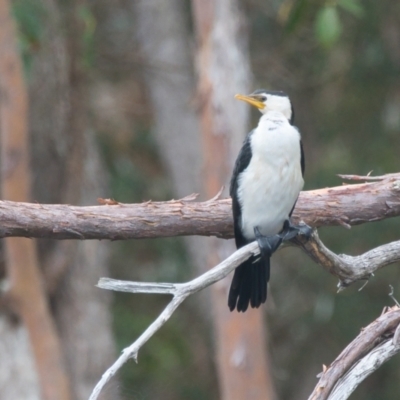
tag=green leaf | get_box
[285,0,309,34]
[315,6,342,48]
[12,0,46,44]
[338,0,364,17]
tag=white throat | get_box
[261,95,292,122]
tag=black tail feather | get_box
[261,259,268,304]
[228,255,270,312]
[250,262,258,308]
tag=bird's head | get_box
[235,89,294,124]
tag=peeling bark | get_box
[0,174,398,240]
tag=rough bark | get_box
[0,1,71,399]
[0,173,398,240]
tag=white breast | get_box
[237,111,304,240]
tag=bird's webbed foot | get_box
[280,219,313,242]
[254,226,283,259]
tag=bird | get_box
[228,89,311,312]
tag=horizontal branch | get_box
[98,280,178,295]
[309,306,400,400]
[0,173,399,240]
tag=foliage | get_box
[284,0,364,47]
[314,5,342,47]
[11,0,46,75]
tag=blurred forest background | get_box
[1,0,400,399]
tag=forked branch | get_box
[88,242,259,400]
[309,306,400,400]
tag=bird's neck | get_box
[260,110,289,123]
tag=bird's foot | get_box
[254,226,283,259]
[280,219,313,242]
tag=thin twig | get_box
[388,285,400,307]
[338,172,400,181]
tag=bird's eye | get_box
[260,95,267,101]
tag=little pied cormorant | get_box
[228,89,311,312]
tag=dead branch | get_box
[88,241,260,400]
[292,231,400,287]
[89,234,400,400]
[338,172,400,181]
[309,306,400,400]
[328,339,400,400]
[0,173,399,240]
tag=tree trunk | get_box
[132,0,202,198]
[29,1,119,398]
[133,0,275,397]
[191,1,276,399]
[132,0,220,393]
[0,1,71,399]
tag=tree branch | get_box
[308,306,400,400]
[292,231,400,287]
[0,173,399,240]
[88,241,260,400]
[328,339,400,400]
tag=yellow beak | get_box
[234,93,264,109]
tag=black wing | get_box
[229,130,271,311]
[230,131,253,249]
